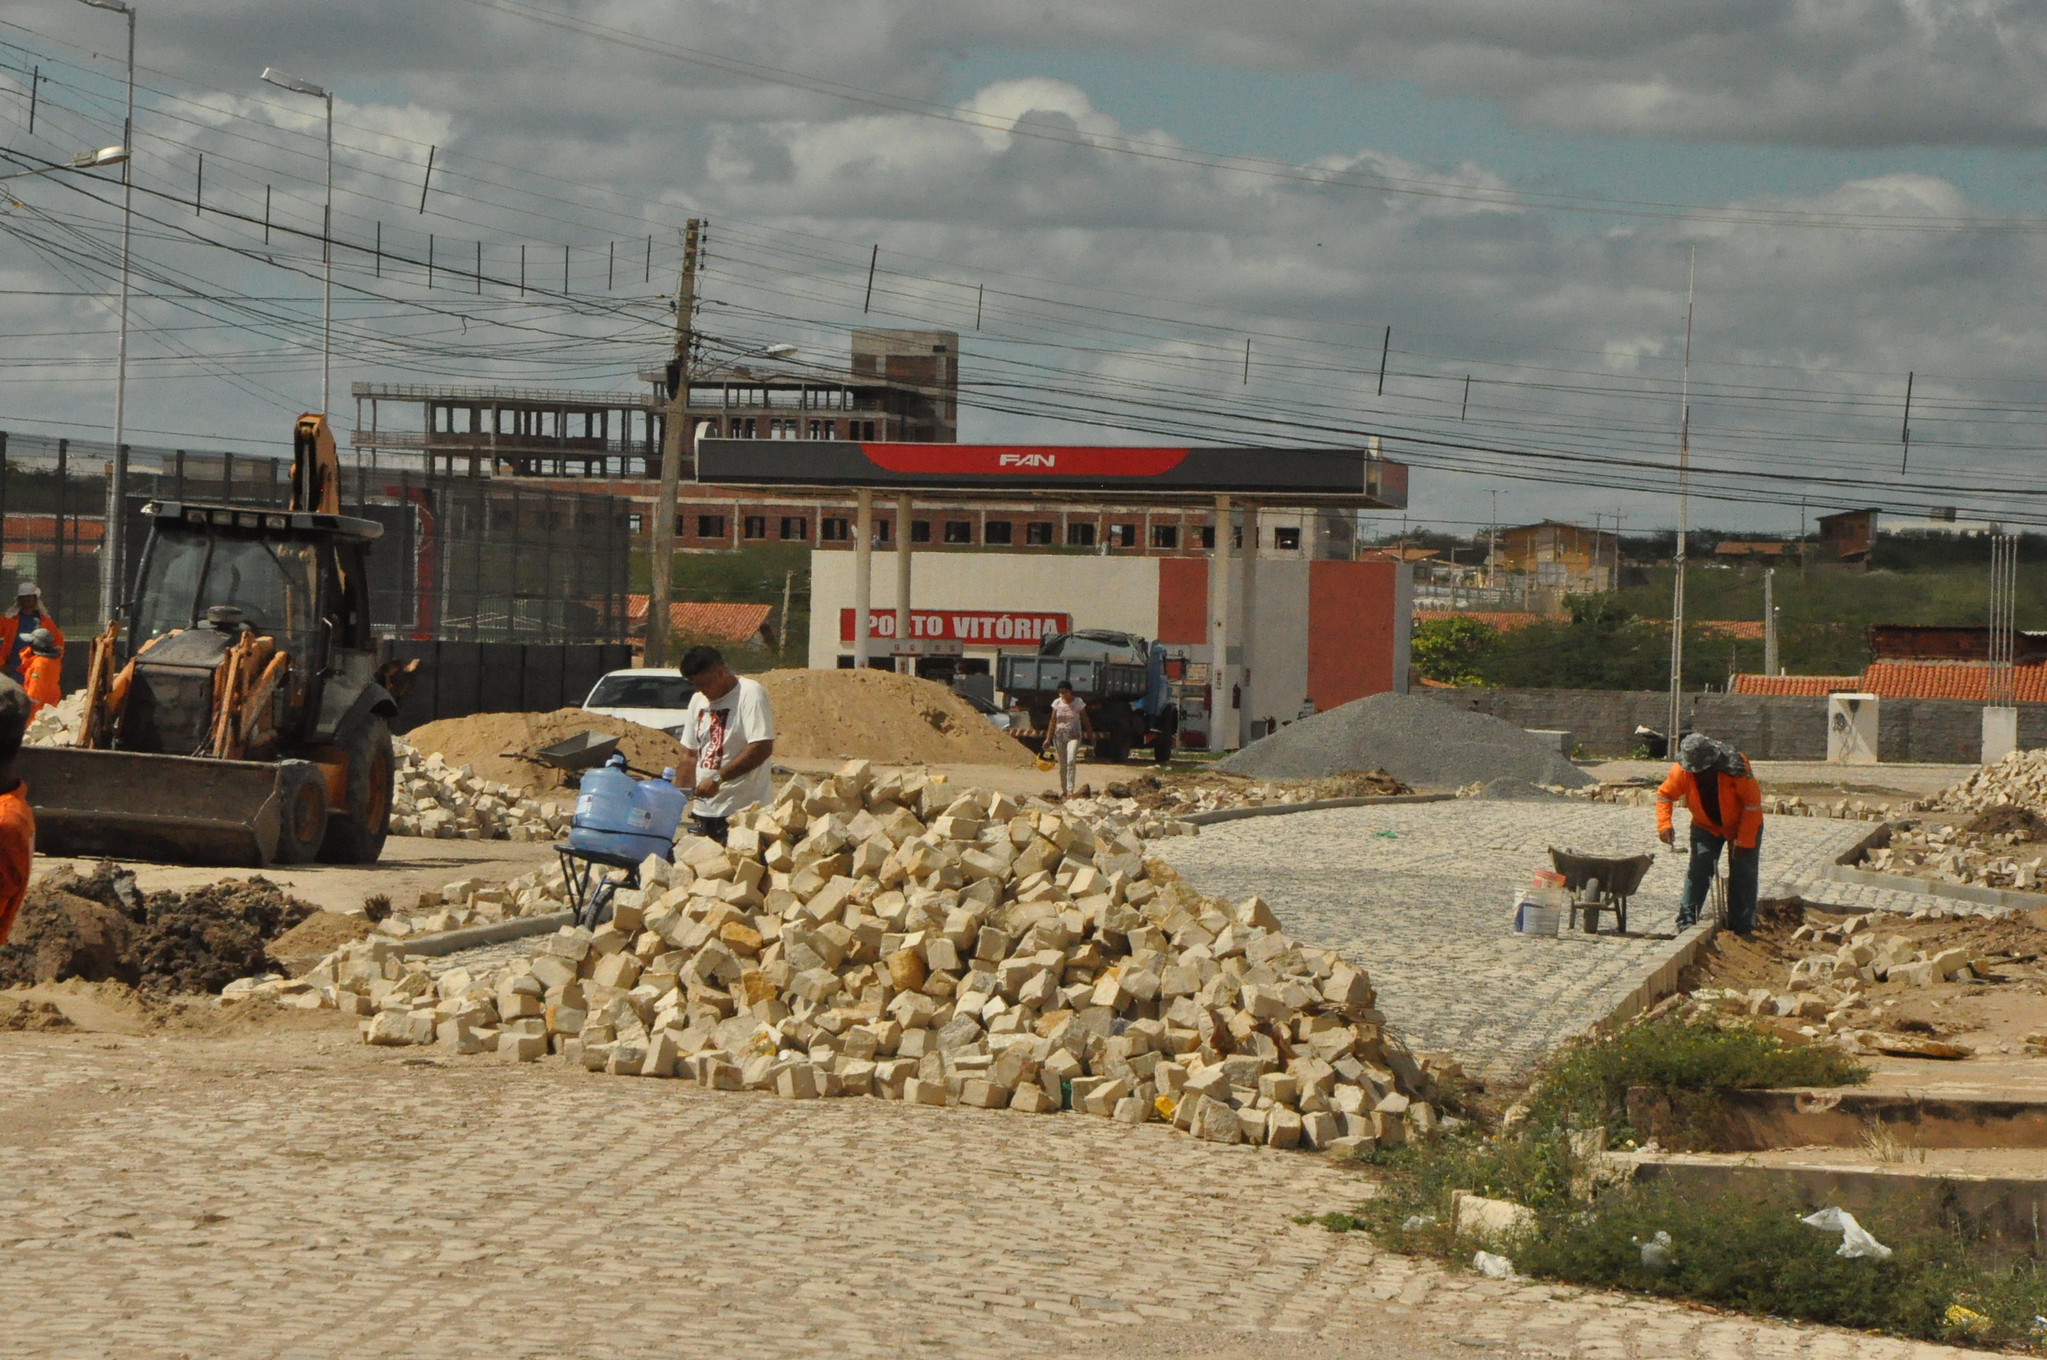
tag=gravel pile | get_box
[1217,693,1592,790]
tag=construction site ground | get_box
[0,1020,1999,1360]
[33,834,559,917]
[2,751,2038,1358]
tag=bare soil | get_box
[267,910,376,974]
[0,865,317,994]
[756,668,1033,767]
[1103,768,1411,812]
[1679,896,2047,1070]
[404,707,681,796]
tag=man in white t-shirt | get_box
[677,645,776,844]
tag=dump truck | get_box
[21,415,399,867]
[996,629,1173,762]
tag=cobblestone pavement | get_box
[0,1032,1988,1360]
[1160,801,1878,1080]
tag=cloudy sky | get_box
[3,0,2046,535]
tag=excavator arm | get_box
[290,413,340,515]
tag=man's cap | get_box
[14,582,37,598]
[24,629,56,656]
[0,675,31,727]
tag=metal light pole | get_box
[1666,246,1696,747]
[77,0,135,619]
[260,67,332,414]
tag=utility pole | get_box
[644,218,701,669]
[1666,246,1696,745]
[1762,567,1779,675]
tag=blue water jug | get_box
[570,755,666,861]
[636,768,688,852]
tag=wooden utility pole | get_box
[644,218,702,668]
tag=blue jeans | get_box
[1678,824,1760,934]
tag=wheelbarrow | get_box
[1547,847,1655,934]
[519,730,663,782]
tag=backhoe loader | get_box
[21,415,399,866]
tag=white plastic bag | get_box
[1800,1207,1893,1260]
[1636,1230,1673,1268]
[1472,1250,1517,1279]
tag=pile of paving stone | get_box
[1678,911,2009,1057]
[23,691,86,747]
[1860,821,2047,891]
[388,740,570,842]
[1919,749,2047,816]
[277,761,1448,1150]
[1081,770,1410,823]
[1567,782,1897,822]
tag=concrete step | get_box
[1608,1147,2047,1252]
[1704,1086,2047,1151]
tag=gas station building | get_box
[694,437,1412,751]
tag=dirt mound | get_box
[756,669,1033,767]
[0,865,316,994]
[1218,692,1592,790]
[0,868,138,988]
[404,708,681,797]
[0,996,76,1031]
[267,910,375,973]
[1965,805,2047,841]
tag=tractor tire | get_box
[273,760,330,865]
[319,714,393,864]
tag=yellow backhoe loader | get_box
[21,415,399,866]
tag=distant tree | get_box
[1411,616,1503,686]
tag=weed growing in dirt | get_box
[1529,1015,1867,1148]
[1336,1018,2047,1351]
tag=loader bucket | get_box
[21,747,285,867]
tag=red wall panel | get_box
[1156,557,1209,644]
[1307,559,1399,709]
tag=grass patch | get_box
[1528,1015,1867,1151]
[1339,1016,2047,1352]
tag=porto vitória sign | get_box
[838,609,1070,647]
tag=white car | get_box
[582,667,696,736]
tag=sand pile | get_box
[0,865,316,993]
[758,669,1032,767]
[404,708,681,796]
[1218,692,1591,790]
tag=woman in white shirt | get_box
[1043,680,1090,799]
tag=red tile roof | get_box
[1698,620,1764,640]
[624,597,774,643]
[1732,662,2047,702]
[1730,673,1862,696]
[1860,661,2047,703]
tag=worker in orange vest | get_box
[21,630,61,716]
[0,581,61,683]
[1657,733,1764,935]
[0,679,35,948]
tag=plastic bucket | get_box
[1513,901,1562,936]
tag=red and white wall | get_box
[809,544,1410,748]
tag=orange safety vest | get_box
[22,655,61,713]
[1657,761,1763,849]
[0,781,35,947]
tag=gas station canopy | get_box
[693,439,1407,509]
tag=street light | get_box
[0,147,128,182]
[76,0,136,622]
[259,66,332,415]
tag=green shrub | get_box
[1531,1016,1866,1149]
[1336,1018,2047,1351]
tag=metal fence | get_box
[0,430,633,645]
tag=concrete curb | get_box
[393,910,574,959]
[1817,863,2042,912]
[1181,793,1457,826]
[1588,918,1720,1035]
